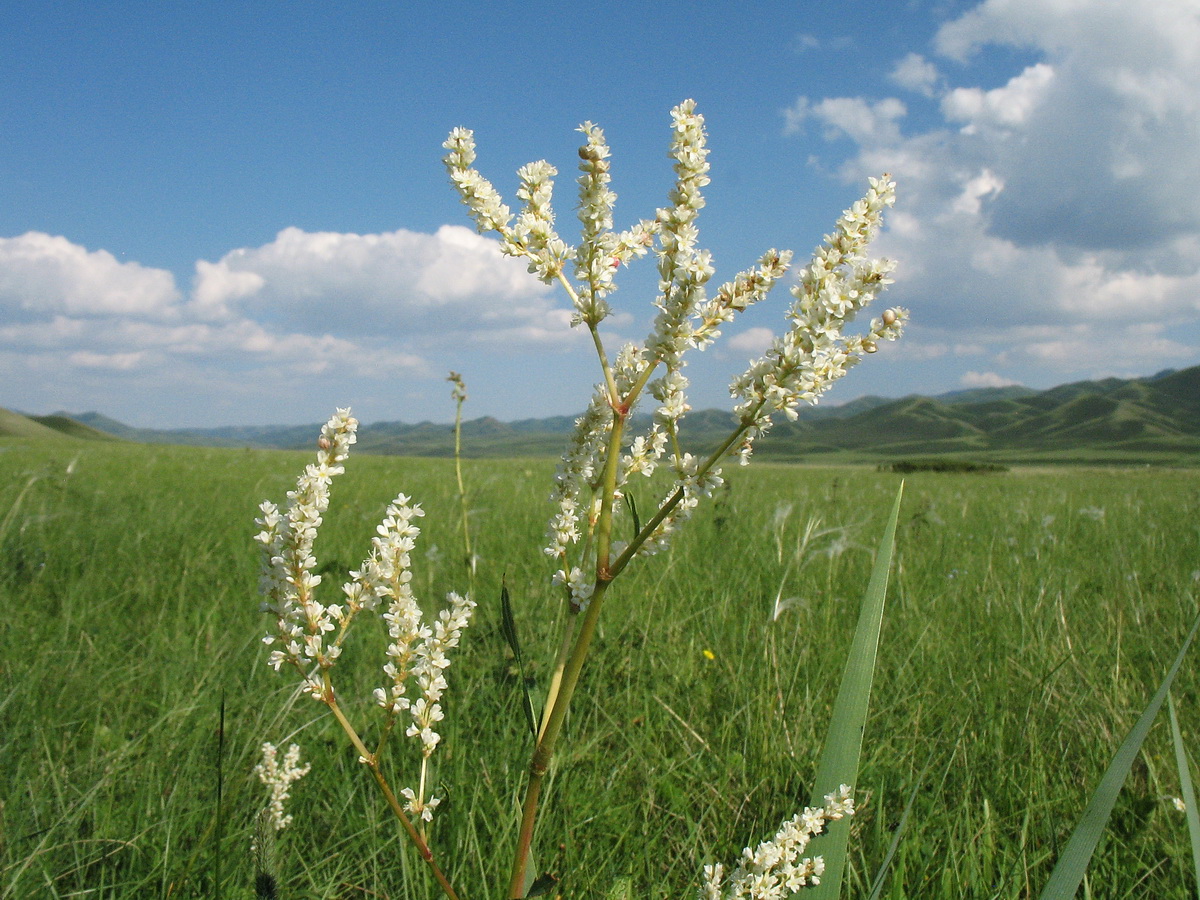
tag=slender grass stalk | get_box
[447,371,475,588]
[214,691,225,900]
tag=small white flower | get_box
[254,742,311,832]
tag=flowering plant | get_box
[253,100,903,899]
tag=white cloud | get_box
[68,349,148,371]
[0,222,593,424]
[792,32,820,52]
[0,232,179,320]
[890,53,939,97]
[190,224,568,347]
[960,371,1021,388]
[941,63,1055,132]
[784,96,907,144]
[785,0,1200,385]
[727,326,775,355]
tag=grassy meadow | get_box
[2,436,1200,898]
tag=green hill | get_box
[37,362,1200,464]
[31,414,124,442]
[0,407,69,440]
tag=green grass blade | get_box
[500,578,540,739]
[626,491,641,540]
[1169,691,1200,899]
[806,482,904,900]
[865,747,936,900]
[1039,608,1200,900]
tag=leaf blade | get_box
[807,482,905,900]
[1038,608,1200,899]
[500,577,540,739]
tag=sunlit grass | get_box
[2,438,1199,897]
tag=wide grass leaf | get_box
[806,482,904,899]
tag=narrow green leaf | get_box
[626,491,641,541]
[1039,609,1200,900]
[1168,691,1200,899]
[864,747,937,900]
[500,577,539,739]
[806,482,904,900]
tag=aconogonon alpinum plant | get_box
[254,99,905,900]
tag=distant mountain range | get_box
[6,365,1200,464]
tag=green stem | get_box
[508,404,761,895]
[538,591,580,742]
[323,691,462,900]
[507,578,613,898]
[452,392,474,586]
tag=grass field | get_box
[2,437,1199,898]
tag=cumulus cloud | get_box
[0,220,584,426]
[190,224,566,346]
[890,53,939,97]
[783,96,907,144]
[0,232,179,321]
[726,326,775,356]
[783,0,1200,385]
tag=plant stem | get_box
[508,578,613,898]
[507,403,759,896]
[538,595,579,742]
[324,691,462,900]
[449,374,474,587]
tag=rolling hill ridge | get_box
[7,365,1199,464]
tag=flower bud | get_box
[881,308,897,327]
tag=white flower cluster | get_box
[446,101,902,608]
[701,785,855,900]
[443,120,657,329]
[351,493,476,822]
[731,176,904,464]
[254,742,311,832]
[255,408,359,698]
[255,412,477,829]
[350,494,475,748]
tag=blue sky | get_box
[2,0,1198,428]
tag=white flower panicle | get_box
[444,116,658,330]
[255,408,358,698]
[447,102,902,599]
[648,99,713,372]
[404,591,477,757]
[692,250,794,351]
[544,388,613,560]
[255,742,311,832]
[731,176,904,465]
[255,411,477,829]
[701,785,856,900]
[443,127,512,234]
